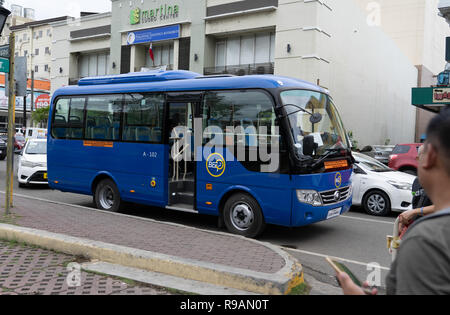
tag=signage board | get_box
[433,87,450,103]
[0,45,9,58]
[0,57,9,73]
[35,94,51,109]
[130,4,180,25]
[127,24,180,45]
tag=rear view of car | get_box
[14,134,26,153]
[388,144,422,176]
[18,139,48,187]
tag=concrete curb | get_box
[0,223,304,295]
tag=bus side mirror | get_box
[303,135,317,156]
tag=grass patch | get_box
[287,282,311,295]
[0,213,21,225]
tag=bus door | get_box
[166,93,202,212]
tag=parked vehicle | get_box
[0,138,6,160]
[14,133,26,152]
[352,152,415,216]
[388,143,422,176]
[25,128,47,141]
[359,145,395,165]
[18,139,48,187]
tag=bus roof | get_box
[53,70,328,99]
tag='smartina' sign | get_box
[127,25,180,45]
[130,4,180,25]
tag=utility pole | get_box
[31,69,34,126]
[5,33,15,214]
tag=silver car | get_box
[359,145,395,165]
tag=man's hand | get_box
[398,209,418,231]
[336,272,378,296]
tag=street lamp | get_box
[0,5,11,36]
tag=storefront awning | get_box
[412,87,450,113]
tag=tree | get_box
[31,106,50,128]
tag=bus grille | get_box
[320,186,351,205]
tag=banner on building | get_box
[127,24,180,45]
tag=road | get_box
[0,156,397,292]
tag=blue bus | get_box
[48,70,353,238]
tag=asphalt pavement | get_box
[0,156,397,293]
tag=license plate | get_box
[43,173,48,179]
[327,208,342,220]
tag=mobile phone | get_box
[326,257,374,294]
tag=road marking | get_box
[339,214,395,225]
[282,247,391,271]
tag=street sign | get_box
[0,44,9,58]
[0,57,9,73]
[15,56,27,96]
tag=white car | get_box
[352,152,416,216]
[18,139,48,187]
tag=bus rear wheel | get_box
[95,179,122,213]
[223,193,266,238]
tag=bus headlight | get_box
[297,190,322,206]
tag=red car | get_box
[388,143,423,176]
[14,134,26,152]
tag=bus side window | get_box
[85,95,122,141]
[52,98,70,139]
[68,98,86,139]
[123,93,164,143]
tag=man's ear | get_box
[422,143,438,170]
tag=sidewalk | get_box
[0,193,304,295]
[0,240,172,295]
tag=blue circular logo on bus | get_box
[206,153,226,178]
[335,172,342,188]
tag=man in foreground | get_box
[337,109,450,295]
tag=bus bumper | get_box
[291,197,352,227]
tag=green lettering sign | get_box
[130,3,179,25]
[130,8,141,25]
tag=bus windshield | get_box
[280,90,349,157]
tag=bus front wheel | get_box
[95,179,123,213]
[223,193,266,238]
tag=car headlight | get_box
[388,181,412,190]
[21,160,46,168]
[297,190,323,206]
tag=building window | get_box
[146,44,174,69]
[35,48,39,56]
[47,29,51,37]
[78,52,110,78]
[35,65,38,73]
[24,50,28,57]
[45,65,49,72]
[215,32,275,67]
[45,47,50,55]
[23,34,27,41]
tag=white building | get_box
[105,0,417,146]
[50,13,112,94]
[45,0,450,146]
[355,0,450,140]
